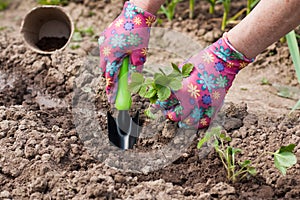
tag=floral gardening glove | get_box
[98,1,156,103]
[156,35,254,129]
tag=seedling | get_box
[261,77,271,86]
[158,0,182,21]
[198,126,297,182]
[0,0,9,11]
[36,0,69,5]
[189,0,195,19]
[128,63,194,117]
[205,0,217,14]
[217,0,231,31]
[246,0,259,14]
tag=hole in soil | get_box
[36,37,68,52]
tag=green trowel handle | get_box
[115,57,132,111]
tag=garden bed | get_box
[0,0,300,199]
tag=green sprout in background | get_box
[286,30,300,113]
[206,0,217,14]
[159,0,182,21]
[37,0,69,6]
[189,0,195,19]
[0,0,9,11]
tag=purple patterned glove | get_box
[98,1,156,103]
[156,35,254,129]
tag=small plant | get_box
[158,0,182,21]
[217,0,231,31]
[36,0,69,5]
[0,0,9,11]
[246,0,259,14]
[198,126,297,182]
[128,63,194,117]
[189,0,195,19]
[129,63,193,103]
[206,0,217,14]
[286,30,300,113]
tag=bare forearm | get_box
[130,0,165,14]
[228,0,300,59]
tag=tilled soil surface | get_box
[0,0,300,199]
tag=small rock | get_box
[114,174,126,183]
[223,117,243,131]
[256,185,274,198]
[0,190,11,198]
[198,192,211,199]
[203,31,215,42]
[41,154,51,161]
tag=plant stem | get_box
[286,30,300,84]
[209,4,215,14]
[221,11,228,31]
[189,0,195,19]
[247,0,252,15]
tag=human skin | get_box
[130,0,300,59]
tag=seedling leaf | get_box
[139,84,157,98]
[171,63,181,73]
[181,63,194,78]
[128,73,144,93]
[154,73,170,86]
[273,145,297,175]
[197,126,222,149]
[278,144,296,153]
[144,107,157,119]
[72,32,83,42]
[157,86,171,101]
[168,78,182,91]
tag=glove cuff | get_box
[123,1,157,27]
[207,34,255,73]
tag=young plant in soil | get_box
[286,30,300,113]
[198,126,297,182]
[159,0,183,21]
[128,63,194,118]
[0,0,9,10]
[37,0,69,5]
[206,0,217,14]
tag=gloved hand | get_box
[98,1,156,103]
[156,34,254,129]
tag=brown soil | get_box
[36,37,68,52]
[0,0,300,199]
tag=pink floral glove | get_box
[98,1,156,103]
[156,35,254,129]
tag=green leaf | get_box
[247,167,257,175]
[171,63,181,73]
[273,149,297,175]
[143,85,157,98]
[290,99,300,114]
[278,144,296,153]
[157,86,171,101]
[168,78,182,91]
[144,107,157,119]
[239,160,251,168]
[139,84,157,98]
[181,63,194,78]
[197,126,222,149]
[149,94,158,104]
[72,32,83,42]
[128,73,144,93]
[154,73,170,87]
